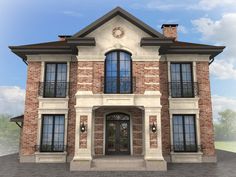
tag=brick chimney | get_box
[161,24,178,40]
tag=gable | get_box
[77,15,160,58]
[72,7,164,38]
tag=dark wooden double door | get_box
[105,113,130,155]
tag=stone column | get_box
[70,107,93,171]
[144,107,167,171]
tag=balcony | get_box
[169,82,198,98]
[35,145,67,152]
[102,77,136,94]
[38,82,69,98]
[171,145,201,153]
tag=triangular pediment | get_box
[72,7,164,38]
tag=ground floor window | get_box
[40,115,65,152]
[172,115,197,152]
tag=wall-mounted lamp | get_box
[151,122,157,133]
[80,122,86,133]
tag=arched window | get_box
[105,51,132,93]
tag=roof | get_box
[9,6,225,61]
[10,115,24,122]
[159,41,225,59]
[72,7,165,38]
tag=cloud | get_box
[63,11,82,18]
[132,0,236,11]
[189,0,236,11]
[210,60,236,80]
[192,13,236,80]
[0,86,25,116]
[178,25,188,34]
[212,95,236,119]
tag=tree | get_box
[214,109,236,141]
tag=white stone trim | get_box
[78,67,93,70]
[35,152,67,163]
[144,75,159,78]
[78,75,93,77]
[77,83,92,85]
[164,54,210,62]
[170,152,203,163]
[144,82,159,85]
[144,67,159,70]
[27,54,76,62]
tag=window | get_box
[170,63,194,98]
[44,63,67,97]
[105,51,132,93]
[172,115,197,152]
[40,115,65,152]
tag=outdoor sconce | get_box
[151,122,157,133]
[80,122,86,133]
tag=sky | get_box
[0,0,236,118]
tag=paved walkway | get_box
[0,150,235,177]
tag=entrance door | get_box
[105,113,130,155]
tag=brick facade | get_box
[67,61,78,156]
[21,62,41,155]
[20,59,216,161]
[159,61,171,156]
[197,61,215,156]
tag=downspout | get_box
[209,57,214,65]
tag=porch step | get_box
[91,156,146,171]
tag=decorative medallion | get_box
[112,27,124,38]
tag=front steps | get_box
[70,156,167,171]
[91,156,146,171]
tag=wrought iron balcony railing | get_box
[169,82,198,98]
[35,144,67,152]
[171,145,202,152]
[102,77,136,94]
[38,82,69,98]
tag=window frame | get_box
[104,50,133,94]
[43,62,67,98]
[172,114,198,152]
[170,62,194,98]
[40,114,65,152]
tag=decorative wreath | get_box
[112,27,125,38]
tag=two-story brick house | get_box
[9,7,224,171]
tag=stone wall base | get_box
[171,152,203,163]
[70,160,91,171]
[145,160,167,171]
[19,155,35,163]
[202,155,217,163]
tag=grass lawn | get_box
[215,141,236,153]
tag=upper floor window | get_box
[43,63,67,98]
[172,115,197,152]
[104,51,132,94]
[170,63,195,98]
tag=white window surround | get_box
[167,58,203,162]
[35,59,71,163]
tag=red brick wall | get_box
[21,62,41,155]
[67,61,78,156]
[159,61,171,156]
[149,116,158,148]
[79,116,88,148]
[197,61,215,156]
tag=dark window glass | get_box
[44,63,67,97]
[172,115,197,152]
[105,51,132,93]
[170,63,194,98]
[41,115,65,152]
